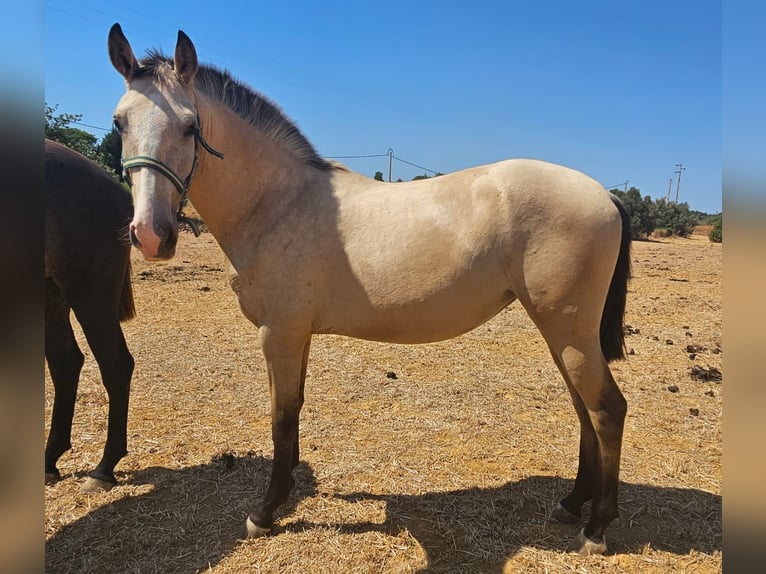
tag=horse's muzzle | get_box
[129,221,178,260]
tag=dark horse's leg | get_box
[71,297,135,491]
[247,328,311,537]
[44,278,84,483]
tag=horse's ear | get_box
[174,30,198,86]
[108,23,139,80]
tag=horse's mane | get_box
[137,50,334,171]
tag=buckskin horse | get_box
[107,24,631,554]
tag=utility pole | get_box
[666,177,673,202]
[387,148,394,182]
[674,163,685,203]
[624,180,629,192]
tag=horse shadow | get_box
[285,476,721,573]
[46,462,720,573]
[45,454,317,573]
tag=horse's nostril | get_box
[166,230,178,250]
[129,227,142,248]
[153,222,170,242]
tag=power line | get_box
[391,154,440,175]
[325,153,389,159]
[604,180,629,191]
[61,126,442,178]
[73,121,111,132]
[326,149,442,180]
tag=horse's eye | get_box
[185,124,198,137]
[113,119,123,134]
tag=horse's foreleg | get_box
[75,310,134,492]
[293,338,311,469]
[247,328,309,538]
[44,280,84,483]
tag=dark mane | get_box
[137,50,333,170]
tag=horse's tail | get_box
[600,194,632,362]
[118,258,136,322]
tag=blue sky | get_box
[42,0,722,213]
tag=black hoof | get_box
[45,470,61,485]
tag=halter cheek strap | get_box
[121,114,224,237]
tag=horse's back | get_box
[331,157,619,275]
[481,158,616,219]
[45,139,132,223]
[44,139,133,307]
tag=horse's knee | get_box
[48,345,84,389]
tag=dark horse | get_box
[45,138,136,491]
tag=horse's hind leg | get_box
[72,302,134,492]
[547,353,599,524]
[545,333,626,555]
[45,279,85,483]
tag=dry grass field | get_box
[45,227,722,573]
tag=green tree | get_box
[611,187,704,239]
[652,198,697,237]
[611,187,655,239]
[95,128,123,180]
[373,171,384,181]
[45,103,99,160]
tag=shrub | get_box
[709,216,722,243]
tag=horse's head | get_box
[108,23,200,260]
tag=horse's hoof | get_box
[567,528,608,555]
[81,476,116,493]
[549,502,580,524]
[45,472,60,485]
[246,516,271,538]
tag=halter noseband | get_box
[121,113,224,237]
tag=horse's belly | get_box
[319,281,516,344]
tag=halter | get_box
[121,112,224,237]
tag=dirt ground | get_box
[45,228,722,573]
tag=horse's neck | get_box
[188,97,314,253]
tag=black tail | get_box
[118,259,136,322]
[600,194,632,362]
